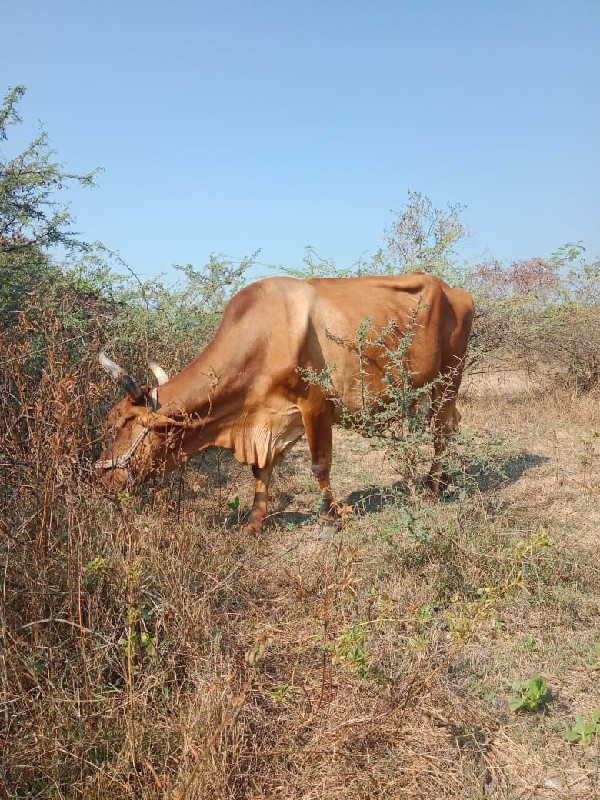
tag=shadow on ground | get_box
[155,445,549,530]
[344,450,549,518]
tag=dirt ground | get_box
[216,368,600,799]
[4,368,599,799]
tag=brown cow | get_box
[96,273,474,531]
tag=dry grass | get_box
[1,327,599,798]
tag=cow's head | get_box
[95,352,183,491]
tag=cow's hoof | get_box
[243,522,263,535]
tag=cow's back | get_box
[207,273,473,410]
[299,274,473,409]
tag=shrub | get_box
[467,244,600,391]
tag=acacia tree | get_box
[0,86,100,322]
[280,191,470,283]
[384,190,468,283]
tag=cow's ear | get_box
[129,384,153,406]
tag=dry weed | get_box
[1,313,599,798]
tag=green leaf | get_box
[508,675,548,712]
[84,556,106,574]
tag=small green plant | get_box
[84,556,106,574]
[441,429,515,496]
[118,603,158,666]
[587,640,600,670]
[332,624,390,685]
[227,494,241,525]
[117,490,131,506]
[17,776,53,799]
[562,709,600,745]
[269,682,301,705]
[83,555,108,591]
[398,507,432,544]
[508,675,549,712]
[523,634,540,652]
[334,624,370,678]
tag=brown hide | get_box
[97,273,474,530]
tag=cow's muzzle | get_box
[94,426,150,485]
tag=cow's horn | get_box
[148,360,169,386]
[98,351,144,402]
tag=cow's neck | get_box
[154,338,252,457]
[149,332,304,470]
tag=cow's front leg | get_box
[246,463,274,533]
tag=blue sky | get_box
[3,0,599,279]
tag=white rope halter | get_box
[94,426,150,471]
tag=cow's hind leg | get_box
[246,463,274,533]
[428,382,462,494]
[302,403,338,530]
